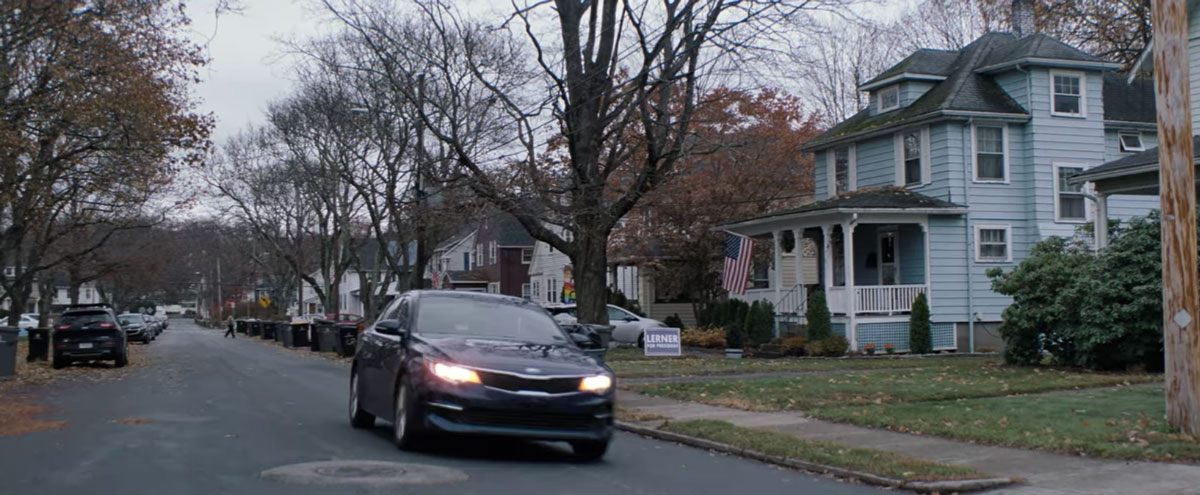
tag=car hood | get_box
[418,336,605,375]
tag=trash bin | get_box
[0,327,19,378]
[280,323,294,347]
[248,320,262,337]
[289,323,310,348]
[310,321,331,352]
[260,321,276,340]
[26,327,50,362]
[317,325,338,353]
[561,324,611,364]
[334,324,358,357]
[586,324,614,349]
[235,319,248,334]
[273,321,285,343]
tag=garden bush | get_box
[988,212,1171,371]
[808,335,848,357]
[681,327,726,349]
[664,313,685,329]
[908,292,932,354]
[745,301,775,346]
[805,290,832,341]
[724,323,745,349]
[779,335,807,356]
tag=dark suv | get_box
[54,304,128,369]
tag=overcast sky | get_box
[188,0,915,146]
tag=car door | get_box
[607,305,641,343]
[379,296,412,409]
[359,298,402,415]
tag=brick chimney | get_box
[1011,0,1035,37]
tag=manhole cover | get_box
[261,460,467,486]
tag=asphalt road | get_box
[0,320,883,495]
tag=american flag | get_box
[722,233,753,295]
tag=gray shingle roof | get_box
[807,33,1028,150]
[1103,73,1156,123]
[1073,136,1200,182]
[979,33,1105,69]
[861,49,959,87]
[724,188,964,226]
[491,214,535,246]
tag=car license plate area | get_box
[78,343,93,349]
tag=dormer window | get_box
[878,85,900,112]
[1119,132,1144,152]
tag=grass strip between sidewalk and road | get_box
[813,383,1200,462]
[656,419,986,482]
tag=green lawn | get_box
[631,363,1155,410]
[815,384,1198,462]
[660,419,986,481]
[608,351,999,378]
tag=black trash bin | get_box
[235,319,248,334]
[26,327,50,362]
[0,327,18,378]
[334,324,358,357]
[289,323,310,348]
[273,321,285,343]
[248,320,262,337]
[281,323,294,347]
[260,321,276,340]
[317,325,338,353]
[309,321,330,352]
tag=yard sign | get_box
[643,327,681,357]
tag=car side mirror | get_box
[374,319,407,338]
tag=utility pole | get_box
[1153,0,1200,435]
[413,72,429,290]
[217,257,224,321]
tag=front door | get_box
[879,231,898,285]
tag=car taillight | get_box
[55,324,71,331]
[97,322,115,329]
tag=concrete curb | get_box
[615,421,1016,493]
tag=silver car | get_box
[546,303,671,346]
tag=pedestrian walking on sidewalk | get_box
[224,316,236,338]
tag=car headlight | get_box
[430,362,481,384]
[579,374,613,393]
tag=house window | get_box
[832,146,852,195]
[1119,132,1144,152]
[897,129,924,185]
[973,125,1007,182]
[521,283,531,299]
[878,85,899,112]
[532,281,540,301]
[521,248,533,264]
[463,252,470,270]
[489,241,497,264]
[474,243,482,266]
[546,278,558,302]
[487,282,499,294]
[975,225,1012,262]
[1050,70,1084,117]
[1055,164,1087,222]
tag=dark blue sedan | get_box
[349,290,615,460]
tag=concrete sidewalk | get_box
[620,390,1200,495]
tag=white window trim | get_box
[894,127,931,187]
[521,283,531,299]
[1053,162,1090,223]
[521,248,533,264]
[1118,132,1145,152]
[489,241,497,264]
[974,224,1013,263]
[971,123,1010,184]
[1049,69,1087,118]
[877,229,900,285]
[877,85,900,113]
[826,145,857,198]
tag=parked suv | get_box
[54,304,128,369]
[118,313,154,344]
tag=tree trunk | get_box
[1153,0,1200,435]
[573,234,609,325]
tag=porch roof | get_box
[719,188,966,231]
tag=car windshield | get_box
[119,316,142,325]
[417,296,568,345]
[60,311,111,326]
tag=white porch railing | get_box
[775,284,806,315]
[827,286,849,314]
[855,284,926,314]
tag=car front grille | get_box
[447,408,604,430]
[476,370,581,395]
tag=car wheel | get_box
[52,356,68,369]
[636,332,645,349]
[392,381,422,450]
[570,440,609,461]
[115,352,128,368]
[349,372,376,429]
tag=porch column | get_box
[792,228,804,293]
[842,221,857,350]
[772,231,783,304]
[820,225,833,292]
[1095,192,1109,249]
[920,221,932,309]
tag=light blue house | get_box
[722,7,1158,353]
